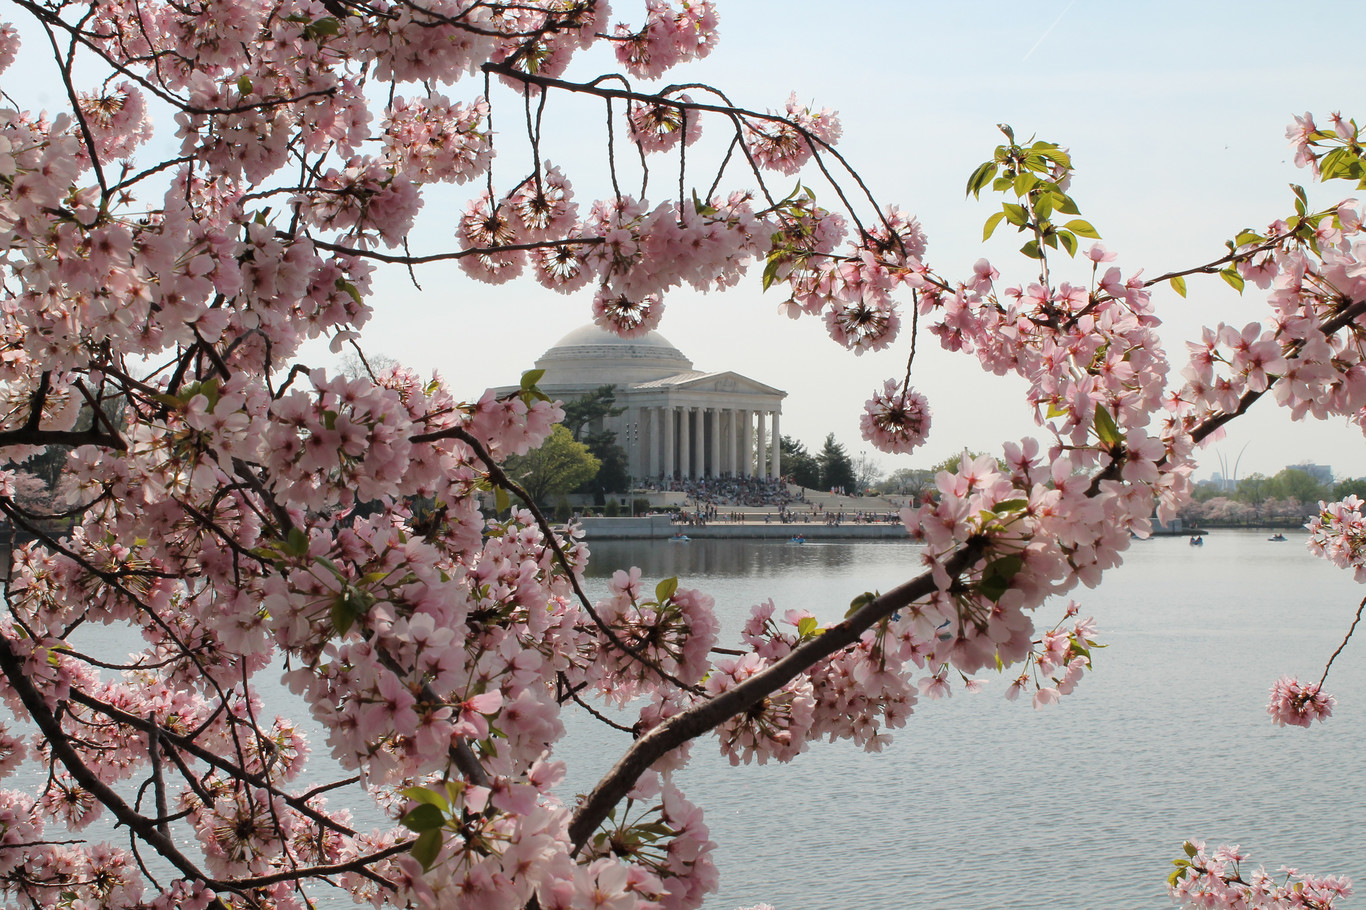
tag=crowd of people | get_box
[637,473,799,507]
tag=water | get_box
[42,532,1366,909]
[559,531,1366,910]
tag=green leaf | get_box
[655,576,679,603]
[1219,268,1245,293]
[400,803,447,832]
[978,574,1009,603]
[1001,203,1028,227]
[982,211,1006,241]
[307,16,341,38]
[286,526,309,557]
[991,499,1029,514]
[965,161,998,199]
[1183,841,1198,858]
[796,616,819,638]
[520,369,545,390]
[1093,403,1123,446]
[401,787,450,811]
[330,597,357,637]
[335,279,363,306]
[494,486,510,514]
[237,75,253,96]
[846,591,878,618]
[1063,219,1100,239]
[761,255,782,291]
[997,123,1016,144]
[977,556,1023,603]
[1020,239,1043,259]
[1033,192,1054,222]
[1012,172,1037,198]
[1291,183,1308,215]
[411,829,443,870]
[1234,229,1264,247]
[1054,194,1081,216]
[1169,275,1187,298]
[1056,230,1077,257]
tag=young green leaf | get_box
[846,591,878,618]
[411,829,443,870]
[1219,268,1245,293]
[401,787,451,811]
[1063,219,1099,239]
[655,576,679,603]
[965,160,998,198]
[400,803,447,833]
[982,211,1006,241]
[1093,403,1123,446]
[796,616,819,638]
[1057,230,1077,257]
[1169,275,1187,298]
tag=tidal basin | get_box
[558,531,1366,910]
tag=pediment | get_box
[632,370,784,397]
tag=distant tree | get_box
[1266,467,1331,505]
[927,450,999,476]
[818,433,857,492]
[502,425,600,506]
[1234,472,1271,507]
[556,387,629,498]
[1334,477,1366,500]
[338,351,400,380]
[881,467,935,500]
[781,435,821,488]
[854,451,884,493]
[578,428,631,499]
[561,385,625,441]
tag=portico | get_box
[528,325,787,481]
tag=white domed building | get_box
[527,325,786,482]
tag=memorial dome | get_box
[534,324,694,386]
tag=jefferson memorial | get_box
[530,324,785,482]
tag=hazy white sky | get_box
[11,1,1366,481]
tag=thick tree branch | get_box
[566,540,985,851]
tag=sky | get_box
[10,1,1366,482]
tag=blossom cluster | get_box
[1171,841,1352,909]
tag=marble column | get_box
[740,409,752,478]
[756,412,768,480]
[770,410,781,479]
[625,406,639,479]
[647,408,659,480]
[663,405,675,480]
[679,405,691,480]
[709,409,721,478]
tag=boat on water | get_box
[1268,533,1288,541]
[789,535,806,544]
[670,533,691,542]
[1189,536,1204,546]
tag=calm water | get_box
[50,532,1366,909]
[560,531,1366,910]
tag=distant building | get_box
[520,325,786,481]
[1291,463,1334,485]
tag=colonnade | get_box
[627,404,781,481]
